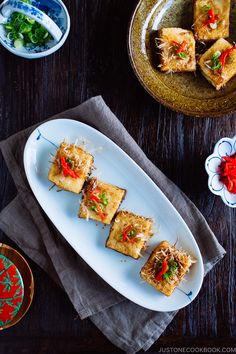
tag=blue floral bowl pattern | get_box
[205,136,236,208]
[0,0,70,59]
[5,0,44,21]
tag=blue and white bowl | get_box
[205,136,236,208]
[0,0,70,59]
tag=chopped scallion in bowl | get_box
[3,0,52,49]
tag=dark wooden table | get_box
[0,1,235,353]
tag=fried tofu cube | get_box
[79,178,126,224]
[140,241,194,296]
[158,28,196,72]
[106,211,153,259]
[193,0,230,42]
[48,142,93,194]
[199,38,236,90]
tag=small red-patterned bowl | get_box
[0,243,34,330]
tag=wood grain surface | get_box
[0,0,235,353]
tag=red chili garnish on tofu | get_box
[89,188,105,221]
[172,40,180,46]
[122,225,135,243]
[90,194,100,202]
[219,153,236,194]
[219,47,236,71]
[60,156,79,178]
[93,200,105,221]
[176,40,187,54]
[172,40,187,54]
[90,188,101,202]
[155,258,169,281]
[203,8,219,28]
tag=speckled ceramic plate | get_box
[128,0,236,117]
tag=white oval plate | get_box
[23,119,204,312]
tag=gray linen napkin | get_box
[0,96,226,353]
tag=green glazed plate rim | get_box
[127,0,236,117]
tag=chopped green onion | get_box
[28,32,38,43]
[43,32,49,39]
[212,51,221,60]
[26,17,35,24]
[4,24,13,30]
[2,0,52,49]
[7,32,15,41]
[211,61,221,70]
[66,158,75,170]
[210,51,222,70]
[116,234,123,241]
[19,22,32,33]
[90,205,98,212]
[99,203,104,210]
[162,260,178,282]
[201,5,211,12]
[14,38,24,48]
[179,52,188,59]
[100,193,108,206]
[163,272,170,281]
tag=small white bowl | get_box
[205,135,236,208]
[0,0,70,59]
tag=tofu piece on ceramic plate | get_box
[157,28,196,72]
[199,38,236,90]
[48,142,94,194]
[193,0,230,42]
[79,178,126,224]
[140,240,194,296]
[106,211,153,259]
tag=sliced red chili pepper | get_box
[172,40,187,55]
[60,156,79,178]
[122,225,134,243]
[176,40,187,54]
[208,8,214,18]
[219,47,236,72]
[219,153,236,194]
[203,8,218,27]
[172,40,180,46]
[90,194,100,202]
[123,225,133,234]
[204,17,217,27]
[91,188,100,195]
[155,258,169,281]
[93,200,105,221]
[89,188,108,220]
[90,187,102,202]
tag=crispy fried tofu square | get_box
[106,211,153,259]
[199,39,236,90]
[158,28,196,72]
[48,142,94,194]
[79,178,126,224]
[140,241,194,296]
[193,0,230,41]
